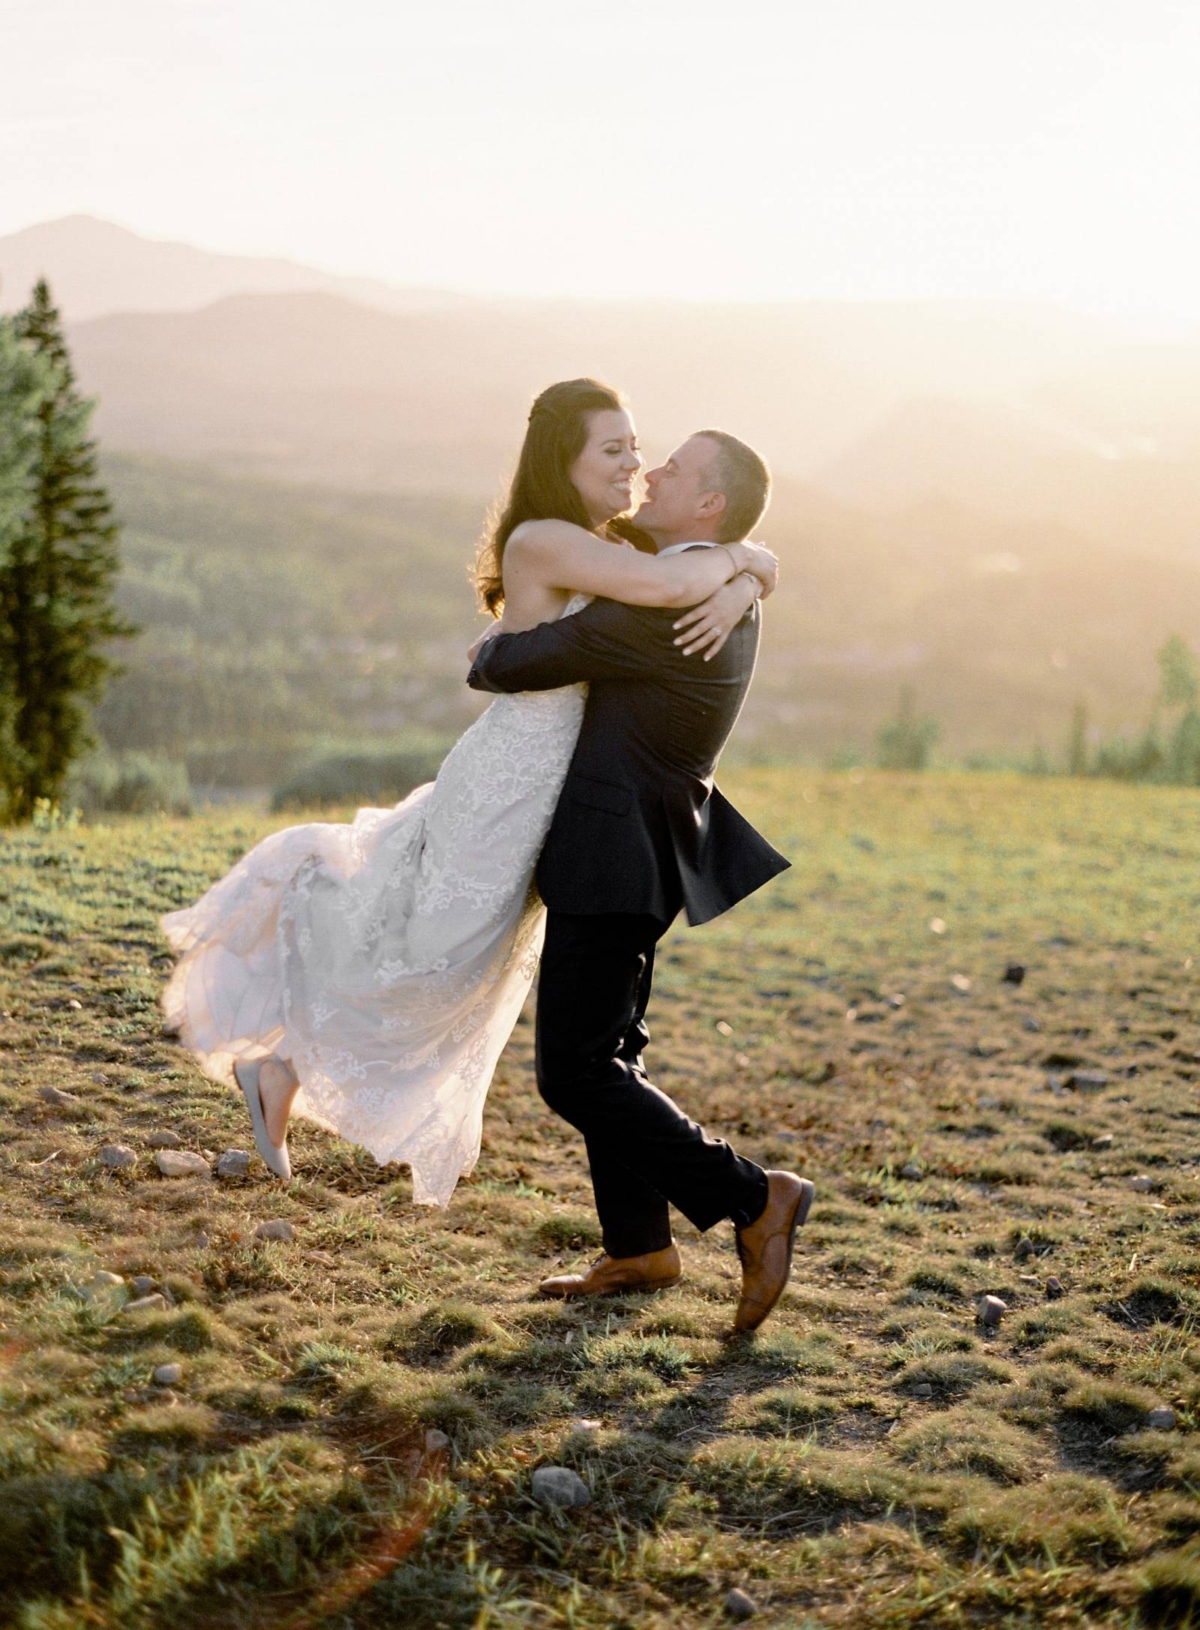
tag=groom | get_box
[467,429,813,1333]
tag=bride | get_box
[160,378,776,1204]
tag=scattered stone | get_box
[1023,1015,1042,1032]
[532,1466,591,1509]
[79,1270,124,1301]
[153,1363,183,1386]
[899,1162,924,1181]
[1146,1406,1177,1432]
[715,1020,733,1037]
[67,998,83,1010]
[912,1383,934,1400]
[146,1130,183,1149]
[885,992,906,1009]
[39,1085,80,1108]
[977,1294,1008,1326]
[423,1429,451,1454]
[571,1418,602,1433]
[1045,1277,1066,1299]
[1091,1132,1114,1150]
[1003,963,1026,985]
[98,1143,137,1171]
[1013,1235,1036,1261]
[130,1275,156,1297]
[155,1150,211,1178]
[950,973,972,992]
[253,1219,295,1243]
[216,1149,252,1178]
[1068,1069,1109,1094]
[195,1231,210,1250]
[125,1293,168,1314]
[1129,1175,1156,1193]
[725,1588,759,1621]
[1045,1075,1068,1096]
[929,918,946,935]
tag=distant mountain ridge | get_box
[4,214,1199,549]
[0,215,468,322]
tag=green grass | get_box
[1,768,1199,1627]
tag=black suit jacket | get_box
[467,589,789,926]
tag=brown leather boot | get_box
[539,1242,682,1299]
[732,1172,816,1333]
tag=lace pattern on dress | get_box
[160,595,590,1206]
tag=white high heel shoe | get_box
[233,1058,293,1182]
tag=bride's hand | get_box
[467,621,505,663]
[736,541,778,598]
[672,571,762,659]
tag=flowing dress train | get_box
[160,601,589,1206]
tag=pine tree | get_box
[0,316,55,793]
[875,687,940,771]
[0,280,134,820]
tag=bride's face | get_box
[570,409,642,526]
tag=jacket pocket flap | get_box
[569,774,633,815]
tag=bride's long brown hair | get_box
[475,377,649,615]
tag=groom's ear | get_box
[697,488,728,524]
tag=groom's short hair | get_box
[696,431,771,542]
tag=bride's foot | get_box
[233,1056,297,1181]
[257,1057,299,1146]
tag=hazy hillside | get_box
[0,215,466,321]
[96,454,1200,783]
[60,286,1133,496]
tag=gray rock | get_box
[423,1429,450,1454]
[977,1294,1008,1326]
[1014,1235,1035,1260]
[531,1466,591,1509]
[195,1231,210,1250]
[146,1130,183,1149]
[899,1162,924,1181]
[40,1085,80,1108]
[1068,1069,1110,1094]
[99,1143,137,1171]
[216,1149,251,1178]
[153,1363,183,1386]
[1091,1132,1114,1150]
[1045,1276,1066,1300]
[1045,1074,1068,1096]
[912,1382,934,1400]
[571,1418,602,1433]
[253,1218,295,1243]
[726,1588,759,1621]
[125,1293,168,1314]
[1129,1175,1155,1193]
[1023,1015,1042,1032]
[130,1275,156,1297]
[1146,1406,1177,1432]
[155,1150,211,1178]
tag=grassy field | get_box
[1,769,1198,1629]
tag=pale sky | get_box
[3,0,1199,324]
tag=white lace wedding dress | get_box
[160,598,589,1206]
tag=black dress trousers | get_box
[535,910,769,1260]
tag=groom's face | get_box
[635,435,721,540]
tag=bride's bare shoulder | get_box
[507,518,597,555]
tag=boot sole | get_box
[734,1177,816,1333]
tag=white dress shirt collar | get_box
[656,540,717,557]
